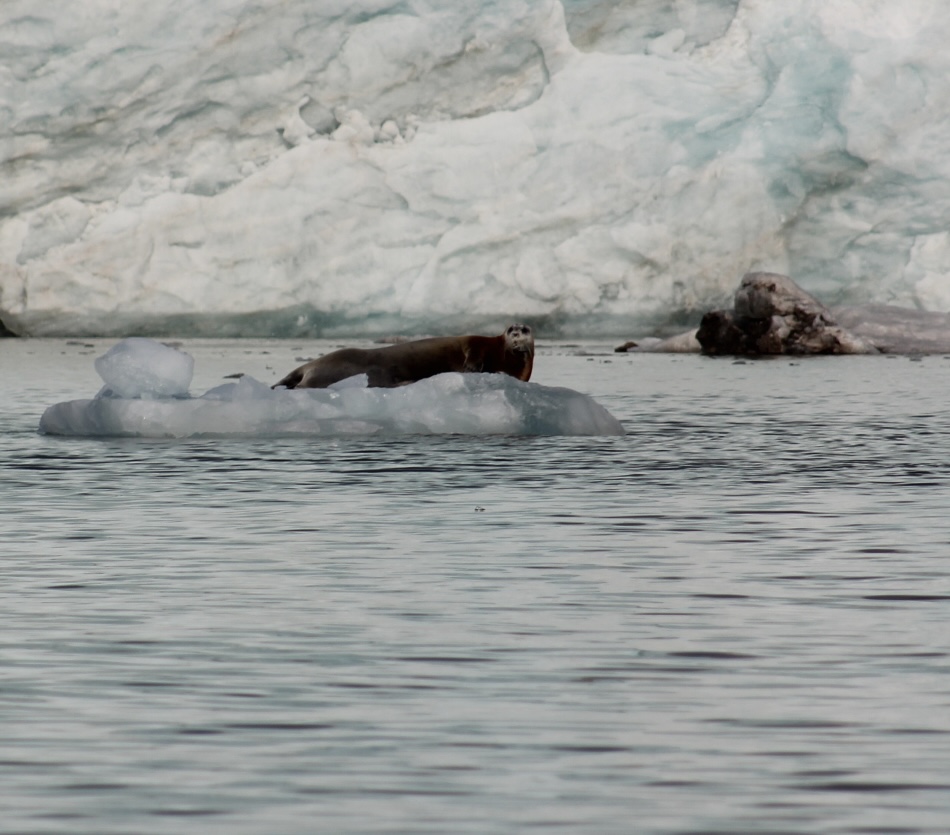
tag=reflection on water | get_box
[2,341,950,833]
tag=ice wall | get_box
[3,0,950,337]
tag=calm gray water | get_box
[3,338,950,834]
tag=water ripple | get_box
[3,344,950,832]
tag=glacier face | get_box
[2,0,950,337]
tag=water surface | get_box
[3,339,950,833]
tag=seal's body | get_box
[274,324,534,389]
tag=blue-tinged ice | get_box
[6,2,950,338]
[39,339,624,438]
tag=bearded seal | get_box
[273,324,535,389]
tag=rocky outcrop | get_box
[695,272,878,356]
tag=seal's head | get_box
[504,323,534,354]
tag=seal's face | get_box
[504,323,534,354]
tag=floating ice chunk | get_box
[94,337,194,399]
[41,339,623,437]
[40,365,624,438]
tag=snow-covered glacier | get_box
[3,0,950,337]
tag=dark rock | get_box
[694,309,749,355]
[696,272,877,356]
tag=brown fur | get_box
[274,324,534,389]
